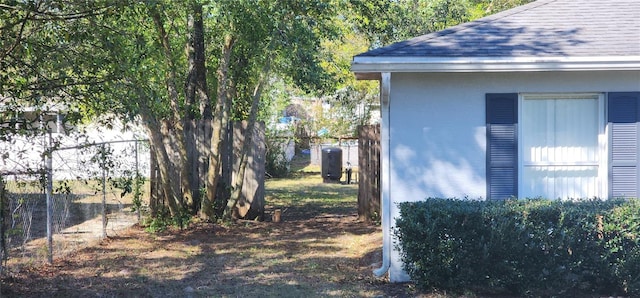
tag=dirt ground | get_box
[1,173,427,297]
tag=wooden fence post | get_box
[358,124,381,223]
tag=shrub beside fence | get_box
[395,198,640,297]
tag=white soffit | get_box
[352,56,640,79]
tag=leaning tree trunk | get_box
[140,109,182,217]
[149,4,194,211]
[224,60,270,220]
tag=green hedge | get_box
[394,198,640,297]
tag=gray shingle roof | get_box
[357,0,640,58]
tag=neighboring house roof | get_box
[352,0,640,77]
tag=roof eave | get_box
[352,56,640,80]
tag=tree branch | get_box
[148,4,182,123]
[0,10,30,63]
[0,3,117,22]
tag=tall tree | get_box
[23,0,338,221]
[2,0,338,222]
[213,0,337,219]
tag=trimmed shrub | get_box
[394,198,640,297]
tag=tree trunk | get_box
[193,3,213,208]
[148,4,193,211]
[140,111,182,217]
[184,2,210,213]
[229,121,265,220]
[149,149,159,217]
[202,34,234,220]
[224,61,270,220]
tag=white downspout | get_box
[373,72,391,278]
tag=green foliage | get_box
[109,172,145,215]
[265,136,292,178]
[1,1,126,118]
[144,211,171,234]
[480,0,536,15]
[326,85,376,137]
[144,206,191,233]
[131,174,145,215]
[602,199,640,293]
[347,0,535,48]
[346,0,471,48]
[395,198,640,296]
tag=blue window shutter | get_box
[486,93,518,200]
[609,92,640,198]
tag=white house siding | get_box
[386,70,640,282]
[0,119,149,181]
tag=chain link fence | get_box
[1,139,149,270]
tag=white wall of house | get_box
[386,70,640,282]
[0,118,149,180]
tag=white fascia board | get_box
[352,56,640,78]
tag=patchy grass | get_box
[266,173,356,218]
[1,167,428,297]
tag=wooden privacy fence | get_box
[150,121,265,220]
[358,124,380,223]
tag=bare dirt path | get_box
[2,174,422,297]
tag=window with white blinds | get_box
[519,94,605,199]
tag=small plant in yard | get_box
[265,132,293,178]
[143,206,191,233]
[130,174,145,221]
[143,216,169,233]
[111,173,145,219]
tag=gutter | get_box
[352,56,640,78]
[373,72,391,278]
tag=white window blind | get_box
[520,94,604,199]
